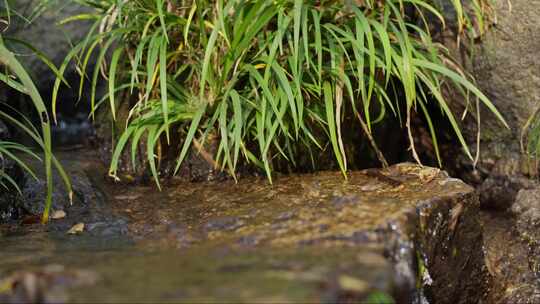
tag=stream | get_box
[0,150,539,303]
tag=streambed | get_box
[0,151,529,303]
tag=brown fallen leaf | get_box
[67,223,85,235]
[417,167,440,183]
[50,210,66,220]
[338,275,369,292]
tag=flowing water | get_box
[0,151,503,303]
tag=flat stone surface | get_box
[0,153,483,303]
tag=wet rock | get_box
[415,194,488,304]
[478,175,537,210]
[3,1,95,96]
[84,220,129,237]
[45,212,129,238]
[204,216,245,232]
[513,188,540,229]
[482,212,540,304]
[104,163,486,303]
[439,0,540,182]
[512,188,540,280]
[331,194,361,207]
[1,162,489,303]
[19,168,128,237]
[20,169,97,216]
[9,151,129,237]
[0,156,25,224]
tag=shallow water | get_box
[0,229,396,302]
[0,151,477,303]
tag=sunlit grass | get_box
[58,0,506,186]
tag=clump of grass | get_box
[0,2,72,223]
[521,107,540,173]
[59,0,507,186]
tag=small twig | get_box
[406,111,422,166]
[355,111,389,168]
[364,168,402,187]
[192,137,219,170]
[336,63,347,170]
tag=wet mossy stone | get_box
[91,163,487,303]
[20,170,92,216]
[513,188,540,265]
[482,211,540,303]
[439,0,540,182]
[10,151,128,236]
[0,162,493,303]
[513,188,540,229]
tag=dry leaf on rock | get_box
[50,210,66,220]
[338,275,369,292]
[67,223,85,235]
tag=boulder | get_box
[11,150,128,236]
[513,188,540,231]
[482,212,540,304]
[2,1,100,146]
[476,185,540,304]
[75,164,487,303]
[4,1,93,95]
[1,163,491,303]
[512,188,540,275]
[432,0,540,209]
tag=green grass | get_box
[58,0,506,186]
[522,107,540,171]
[0,2,72,223]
